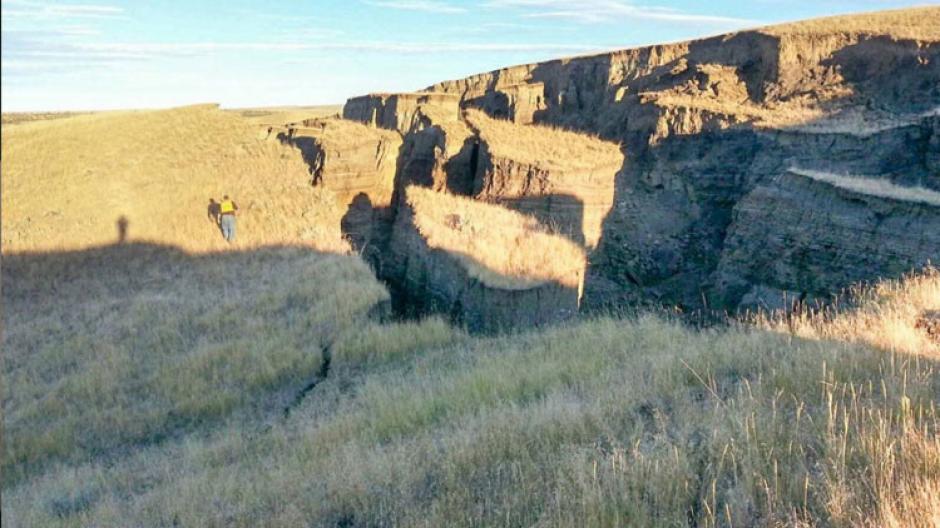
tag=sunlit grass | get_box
[465,109,622,173]
[3,269,938,527]
[791,168,940,207]
[406,185,586,289]
[1,104,349,254]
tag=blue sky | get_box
[1,0,935,111]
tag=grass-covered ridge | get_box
[759,5,940,39]
[791,168,940,207]
[3,263,937,527]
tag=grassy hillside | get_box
[759,6,940,39]
[2,263,937,526]
[1,104,348,253]
[1,111,94,126]
[3,54,939,528]
[2,243,389,487]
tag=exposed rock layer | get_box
[343,93,460,134]
[425,7,940,311]
[311,8,940,323]
[387,192,584,333]
[275,120,403,264]
[466,111,622,250]
[717,170,940,310]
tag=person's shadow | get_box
[207,199,221,233]
[116,216,129,244]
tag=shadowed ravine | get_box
[274,11,939,330]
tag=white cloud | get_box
[2,38,606,79]
[486,0,761,26]
[364,0,467,14]
[1,0,124,19]
[9,39,602,59]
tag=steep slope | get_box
[4,269,938,526]
[465,110,622,250]
[718,169,940,309]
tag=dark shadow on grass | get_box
[1,242,383,488]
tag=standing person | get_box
[219,195,238,242]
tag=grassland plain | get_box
[228,105,343,127]
[2,264,937,526]
[1,104,349,254]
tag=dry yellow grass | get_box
[2,111,95,125]
[228,105,343,126]
[1,243,389,487]
[406,185,586,289]
[465,109,622,172]
[3,268,937,527]
[759,6,940,40]
[1,104,349,254]
[764,266,940,357]
[792,168,940,207]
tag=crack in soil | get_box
[283,343,333,418]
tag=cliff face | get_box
[297,8,939,325]
[388,201,582,332]
[425,7,940,312]
[717,169,940,310]
[343,92,461,134]
[271,119,403,264]
[386,187,585,332]
[464,110,623,250]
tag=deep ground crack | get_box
[283,343,332,418]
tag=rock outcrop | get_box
[343,92,460,134]
[465,110,622,250]
[465,82,547,124]
[298,8,939,324]
[395,118,478,195]
[716,169,940,310]
[423,7,940,312]
[275,119,403,260]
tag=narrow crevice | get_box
[282,343,332,418]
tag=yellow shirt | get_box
[220,200,236,214]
